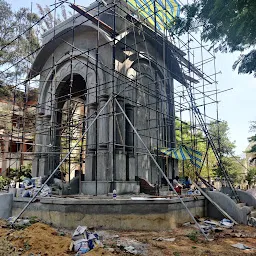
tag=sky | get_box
[6,0,256,156]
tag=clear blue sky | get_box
[7,0,256,156]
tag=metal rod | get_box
[115,98,209,240]
[12,96,113,224]
[194,183,238,224]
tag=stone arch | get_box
[29,22,112,79]
[115,53,176,182]
[34,52,107,178]
[39,53,105,117]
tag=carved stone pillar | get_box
[125,103,134,153]
[32,115,43,177]
[38,115,51,176]
[115,96,125,150]
[1,138,9,176]
[98,95,109,149]
[87,103,97,152]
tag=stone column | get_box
[125,103,134,153]
[84,103,97,181]
[98,95,109,149]
[39,115,51,177]
[87,103,97,152]
[125,104,135,181]
[168,78,176,148]
[115,96,125,150]
[32,116,43,177]
[1,138,9,176]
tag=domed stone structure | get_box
[30,0,185,195]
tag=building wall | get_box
[31,3,178,194]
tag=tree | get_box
[171,0,256,76]
[0,0,40,84]
[247,121,256,153]
[0,1,70,85]
[245,167,256,186]
[208,120,236,156]
[175,119,243,183]
[207,120,244,181]
[213,156,244,184]
[175,120,216,179]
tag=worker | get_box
[173,176,183,194]
[183,176,192,189]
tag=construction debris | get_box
[220,218,234,228]
[1,219,256,255]
[194,218,235,235]
[70,226,103,255]
[248,216,256,227]
[231,243,253,250]
[153,237,176,242]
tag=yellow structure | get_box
[126,0,180,31]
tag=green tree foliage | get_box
[208,120,236,156]
[245,167,256,186]
[0,1,70,84]
[0,0,40,84]
[175,120,215,179]
[207,121,244,181]
[175,119,243,182]
[8,164,32,181]
[247,121,256,153]
[171,0,256,76]
[213,156,244,184]
[0,175,9,190]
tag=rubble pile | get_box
[0,217,256,255]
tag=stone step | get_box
[250,211,256,218]
[236,202,246,208]
[159,186,170,191]
[248,206,255,211]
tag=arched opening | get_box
[124,58,176,184]
[54,74,87,182]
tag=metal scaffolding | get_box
[0,0,238,202]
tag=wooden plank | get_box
[70,4,115,35]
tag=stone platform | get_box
[0,193,13,219]
[12,195,206,231]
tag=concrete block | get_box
[206,190,251,224]
[128,156,135,181]
[81,181,111,195]
[97,151,109,180]
[222,187,256,207]
[0,193,13,219]
[115,153,126,181]
[114,181,139,195]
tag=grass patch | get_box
[187,231,199,242]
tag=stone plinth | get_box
[12,196,206,230]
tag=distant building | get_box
[0,97,36,174]
[245,141,256,168]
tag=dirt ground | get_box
[0,219,256,256]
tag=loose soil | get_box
[0,219,255,256]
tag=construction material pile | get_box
[9,176,52,198]
[70,225,102,255]
[0,218,256,255]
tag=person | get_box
[173,176,183,194]
[183,176,192,189]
